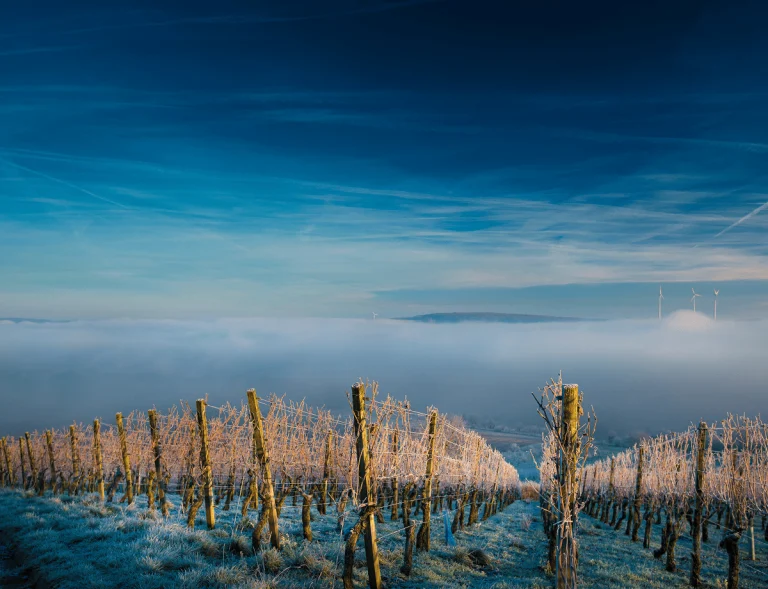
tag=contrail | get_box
[0,157,129,209]
[714,199,768,238]
[1,156,260,256]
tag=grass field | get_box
[0,489,766,588]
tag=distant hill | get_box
[0,318,68,324]
[394,312,585,323]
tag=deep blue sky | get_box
[2,0,768,319]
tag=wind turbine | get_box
[658,285,664,320]
[714,289,719,320]
[372,312,378,321]
[691,288,701,313]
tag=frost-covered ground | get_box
[0,489,765,588]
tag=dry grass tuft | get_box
[228,534,252,556]
[450,546,473,567]
[195,535,221,558]
[260,547,283,574]
[520,480,540,502]
[519,513,533,531]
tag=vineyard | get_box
[0,382,519,588]
[535,378,768,589]
[575,414,768,588]
[1,378,767,589]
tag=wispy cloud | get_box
[559,129,768,154]
[4,145,767,318]
[2,0,767,319]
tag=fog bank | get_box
[0,311,766,438]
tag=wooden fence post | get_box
[1,438,12,486]
[8,438,16,487]
[24,433,38,492]
[605,457,615,523]
[391,429,399,521]
[0,438,8,487]
[631,445,644,541]
[744,425,756,562]
[115,413,134,504]
[195,400,215,530]
[18,438,26,489]
[319,429,333,515]
[690,422,707,587]
[557,383,580,589]
[417,410,438,551]
[351,383,382,589]
[93,420,105,501]
[69,425,81,495]
[247,389,280,550]
[0,438,5,487]
[148,410,168,515]
[45,431,56,493]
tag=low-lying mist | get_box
[1,311,766,441]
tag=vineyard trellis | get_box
[6,374,764,589]
[534,376,597,589]
[0,380,520,589]
[578,414,768,589]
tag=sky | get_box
[2,0,768,319]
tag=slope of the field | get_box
[0,490,765,588]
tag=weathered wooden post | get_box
[45,431,57,493]
[115,413,134,504]
[1,438,13,486]
[417,410,438,551]
[69,425,81,491]
[351,383,382,589]
[744,426,756,563]
[557,384,580,589]
[690,422,707,587]
[18,438,27,490]
[195,400,215,530]
[390,429,399,521]
[631,445,644,541]
[319,429,333,515]
[603,457,615,523]
[148,410,168,515]
[6,438,16,487]
[24,433,38,493]
[246,389,280,550]
[92,420,105,501]
[0,438,6,487]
